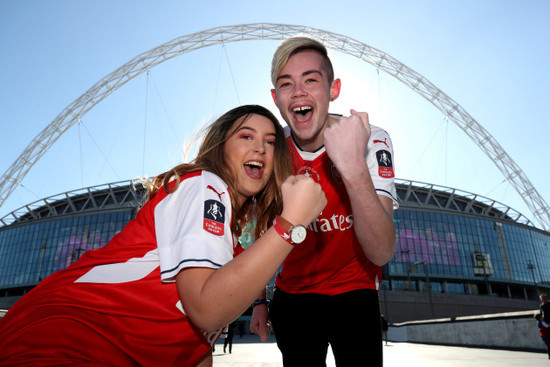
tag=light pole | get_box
[415,260,434,318]
[527,260,539,297]
[400,249,412,290]
[37,240,47,282]
[407,264,412,290]
[381,280,390,323]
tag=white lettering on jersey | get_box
[308,214,354,233]
[204,327,225,346]
[74,249,159,284]
[176,300,225,347]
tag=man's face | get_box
[271,50,340,152]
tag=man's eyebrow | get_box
[302,70,323,78]
[276,74,292,82]
[276,69,323,83]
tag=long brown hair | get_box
[145,105,292,239]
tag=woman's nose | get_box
[254,141,266,153]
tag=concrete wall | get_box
[380,289,540,323]
[0,296,22,310]
[388,310,547,352]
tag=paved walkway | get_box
[212,334,549,366]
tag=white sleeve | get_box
[366,125,399,209]
[155,171,235,282]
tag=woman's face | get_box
[224,114,277,208]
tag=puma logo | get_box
[373,138,389,148]
[207,185,225,201]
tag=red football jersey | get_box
[275,125,398,295]
[0,171,240,366]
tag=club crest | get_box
[376,150,394,178]
[203,199,225,236]
[296,166,320,182]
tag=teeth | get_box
[293,106,312,113]
[245,161,263,168]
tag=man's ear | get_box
[330,79,341,101]
[271,89,278,107]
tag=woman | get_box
[0,105,326,366]
[535,313,550,359]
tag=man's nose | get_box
[292,81,307,97]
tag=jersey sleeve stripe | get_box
[375,188,399,205]
[161,258,223,277]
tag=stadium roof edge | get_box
[0,178,539,232]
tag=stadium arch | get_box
[1,23,548,230]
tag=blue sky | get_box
[1,0,549,229]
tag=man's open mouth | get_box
[292,106,313,123]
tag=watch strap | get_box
[277,216,293,233]
[273,216,292,244]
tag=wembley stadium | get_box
[1,178,548,323]
[1,24,549,324]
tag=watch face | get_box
[290,225,307,244]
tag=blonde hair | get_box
[145,105,292,239]
[271,36,334,87]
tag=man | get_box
[250,37,398,366]
[541,294,550,323]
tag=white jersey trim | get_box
[155,171,234,282]
[74,249,160,284]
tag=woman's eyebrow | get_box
[236,125,276,137]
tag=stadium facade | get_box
[1,179,548,322]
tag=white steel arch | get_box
[1,23,548,230]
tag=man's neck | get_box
[291,133,324,153]
[291,113,338,152]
